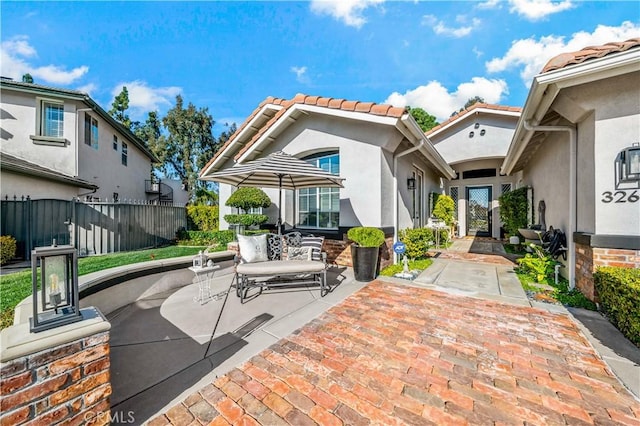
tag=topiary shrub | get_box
[498,186,529,236]
[223,214,269,227]
[347,227,385,247]
[186,205,219,231]
[594,266,640,347]
[226,187,271,212]
[433,195,455,225]
[0,235,16,265]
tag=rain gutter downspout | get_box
[393,138,425,264]
[523,120,577,289]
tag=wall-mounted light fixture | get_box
[407,177,416,190]
[616,143,640,189]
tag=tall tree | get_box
[452,96,486,116]
[22,73,34,83]
[150,95,217,201]
[407,106,439,132]
[109,86,132,129]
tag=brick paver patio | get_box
[149,280,640,425]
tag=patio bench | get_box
[234,232,328,303]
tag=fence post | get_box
[25,195,32,260]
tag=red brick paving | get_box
[150,281,640,425]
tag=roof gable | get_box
[200,94,407,175]
[427,103,521,138]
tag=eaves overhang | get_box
[0,152,99,190]
[501,47,640,175]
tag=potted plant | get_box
[347,227,386,282]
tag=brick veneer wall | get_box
[228,236,395,270]
[0,331,111,425]
[575,243,640,302]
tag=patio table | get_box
[189,265,220,304]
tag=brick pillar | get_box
[575,242,596,301]
[0,331,111,425]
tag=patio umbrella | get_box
[201,151,345,233]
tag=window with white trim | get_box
[39,100,64,138]
[121,142,128,166]
[298,153,340,229]
[84,114,98,149]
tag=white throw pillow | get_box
[286,246,312,261]
[237,234,268,263]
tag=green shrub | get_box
[223,214,269,227]
[226,187,271,211]
[398,228,441,259]
[0,236,17,265]
[432,195,455,225]
[498,187,529,236]
[347,227,385,248]
[516,244,557,284]
[176,230,235,246]
[594,267,640,347]
[186,205,219,231]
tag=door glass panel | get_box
[467,187,491,236]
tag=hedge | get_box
[186,205,219,231]
[176,230,235,247]
[594,266,640,347]
[398,227,448,259]
[0,236,16,265]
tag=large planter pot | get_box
[351,245,380,282]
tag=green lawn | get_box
[379,258,433,276]
[0,245,210,330]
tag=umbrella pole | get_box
[278,175,283,236]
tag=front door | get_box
[466,186,492,236]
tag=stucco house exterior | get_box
[200,94,456,266]
[0,78,185,204]
[501,38,640,298]
[427,104,521,239]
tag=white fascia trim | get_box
[201,104,284,176]
[237,103,399,163]
[428,108,521,138]
[502,49,639,176]
[400,114,457,179]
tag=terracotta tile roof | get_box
[201,94,407,174]
[426,103,521,136]
[542,37,640,73]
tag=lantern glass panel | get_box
[44,255,67,309]
[628,149,640,176]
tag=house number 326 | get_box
[601,190,639,203]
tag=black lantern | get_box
[615,143,640,190]
[407,177,416,190]
[30,241,82,332]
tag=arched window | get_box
[298,152,339,229]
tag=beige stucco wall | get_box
[1,92,80,177]
[0,170,80,200]
[431,114,518,164]
[215,112,443,232]
[77,111,152,202]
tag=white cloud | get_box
[422,14,481,38]
[384,77,508,122]
[112,81,182,118]
[0,35,89,85]
[310,0,385,29]
[477,0,573,20]
[486,21,640,85]
[291,66,310,84]
[508,0,574,21]
[76,83,98,96]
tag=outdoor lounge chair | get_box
[233,232,328,303]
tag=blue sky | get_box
[1,1,638,134]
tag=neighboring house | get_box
[501,38,640,298]
[427,104,521,238]
[200,94,456,266]
[0,78,176,203]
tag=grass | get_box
[0,245,210,330]
[515,270,597,310]
[380,258,433,276]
